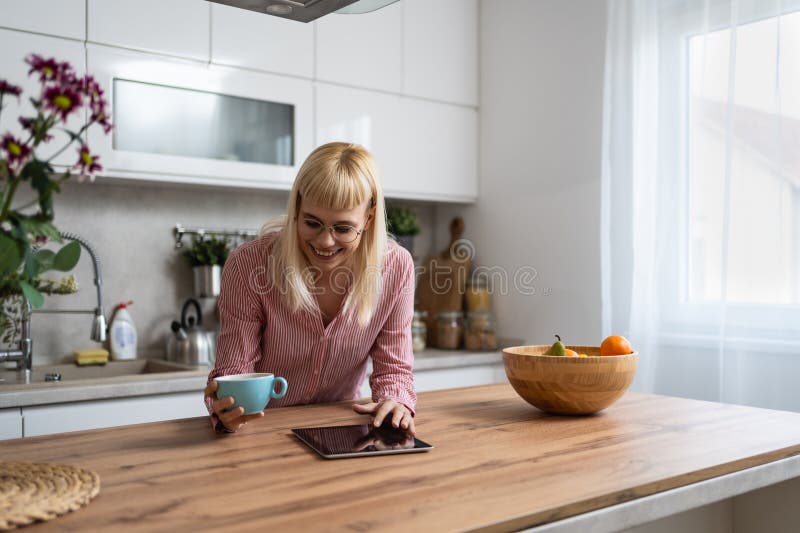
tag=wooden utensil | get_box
[415,217,471,347]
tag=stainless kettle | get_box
[166,298,214,366]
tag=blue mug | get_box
[216,373,288,415]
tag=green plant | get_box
[182,235,231,267]
[0,54,112,339]
[387,207,420,236]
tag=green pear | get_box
[544,334,566,356]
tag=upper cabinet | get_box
[86,45,313,190]
[315,2,403,93]
[398,98,477,202]
[0,0,85,40]
[87,0,210,62]
[210,4,313,79]
[403,0,478,106]
[316,82,405,194]
[316,82,477,202]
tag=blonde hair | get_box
[261,142,388,327]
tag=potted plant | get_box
[182,235,231,298]
[0,54,112,344]
[387,206,420,255]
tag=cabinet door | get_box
[0,30,86,168]
[22,392,208,437]
[0,0,85,40]
[211,3,313,79]
[86,45,313,189]
[88,0,210,61]
[0,408,23,440]
[403,0,478,106]
[399,98,478,202]
[414,364,506,393]
[316,82,405,194]
[315,1,402,93]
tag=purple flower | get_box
[80,75,113,133]
[43,84,83,121]
[0,79,22,97]
[1,134,31,166]
[25,54,72,83]
[75,146,102,178]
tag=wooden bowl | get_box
[502,345,638,415]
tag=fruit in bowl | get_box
[502,335,638,415]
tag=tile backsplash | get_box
[15,179,435,365]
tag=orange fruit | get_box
[564,348,578,357]
[600,335,633,356]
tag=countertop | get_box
[4,384,800,532]
[0,348,503,408]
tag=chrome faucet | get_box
[0,232,106,383]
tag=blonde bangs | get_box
[298,152,373,211]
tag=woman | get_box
[204,142,416,435]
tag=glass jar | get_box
[436,311,463,350]
[464,311,498,351]
[465,278,491,313]
[411,310,427,353]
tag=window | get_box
[687,12,800,306]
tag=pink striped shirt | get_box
[206,232,416,424]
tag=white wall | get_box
[436,0,608,346]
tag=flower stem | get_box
[0,178,20,223]
[44,121,92,164]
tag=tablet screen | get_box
[292,424,434,459]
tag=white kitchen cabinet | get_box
[22,392,208,437]
[0,0,85,40]
[315,1,403,93]
[0,408,23,440]
[403,0,478,106]
[210,3,313,79]
[0,30,85,168]
[316,82,477,202]
[359,361,507,398]
[414,364,507,393]
[87,44,313,189]
[315,82,406,193]
[398,97,478,202]
[87,0,210,62]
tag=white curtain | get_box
[602,0,800,411]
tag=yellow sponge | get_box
[74,348,109,366]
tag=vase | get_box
[0,294,25,348]
[192,265,222,298]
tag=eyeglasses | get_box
[299,217,365,244]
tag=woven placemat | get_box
[0,462,100,530]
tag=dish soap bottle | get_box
[109,301,137,361]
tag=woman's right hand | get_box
[204,380,264,433]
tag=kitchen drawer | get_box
[23,391,207,437]
[0,408,23,440]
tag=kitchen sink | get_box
[1,359,204,385]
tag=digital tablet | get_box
[292,424,434,459]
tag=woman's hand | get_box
[352,399,416,436]
[204,380,264,433]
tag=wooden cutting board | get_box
[415,217,471,347]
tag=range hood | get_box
[208,0,399,23]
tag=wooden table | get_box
[4,384,800,532]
